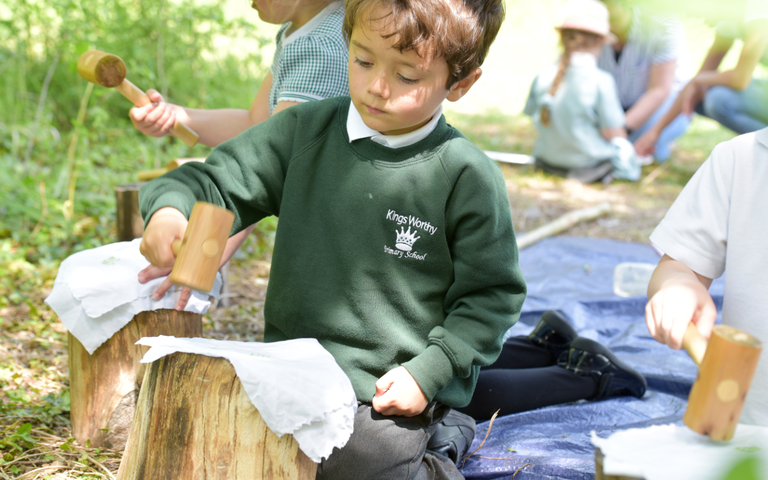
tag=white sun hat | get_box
[556,0,611,37]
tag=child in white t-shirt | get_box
[646,128,768,427]
[524,0,639,183]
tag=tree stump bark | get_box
[116,353,317,480]
[115,183,145,242]
[68,309,202,450]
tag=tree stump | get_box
[116,352,317,480]
[68,309,202,450]
[115,182,145,242]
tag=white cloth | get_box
[44,239,220,354]
[347,101,443,148]
[591,424,768,480]
[136,336,357,463]
[650,129,768,427]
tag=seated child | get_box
[645,128,768,427]
[138,0,526,477]
[524,0,640,183]
[135,0,349,309]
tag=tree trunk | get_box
[116,353,317,480]
[68,309,202,450]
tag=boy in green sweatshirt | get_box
[139,0,525,477]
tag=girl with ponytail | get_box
[524,0,640,182]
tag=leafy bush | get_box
[1,0,276,306]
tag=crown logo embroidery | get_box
[395,227,420,252]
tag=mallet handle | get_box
[114,79,199,148]
[682,323,708,366]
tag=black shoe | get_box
[561,337,647,400]
[427,409,476,466]
[527,310,578,360]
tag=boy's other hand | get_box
[139,207,188,269]
[372,366,428,417]
[138,265,192,310]
[129,89,178,138]
[645,256,716,350]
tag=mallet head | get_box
[683,324,762,441]
[77,50,127,88]
[170,202,235,292]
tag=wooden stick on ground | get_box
[516,201,611,250]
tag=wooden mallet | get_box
[77,50,199,147]
[168,202,235,292]
[682,323,762,441]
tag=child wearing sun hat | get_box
[524,0,640,182]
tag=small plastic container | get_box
[613,262,656,297]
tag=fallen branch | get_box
[516,201,611,249]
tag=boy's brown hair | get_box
[343,0,505,89]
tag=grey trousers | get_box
[317,402,465,480]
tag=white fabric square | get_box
[45,239,220,354]
[592,424,768,480]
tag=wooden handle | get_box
[170,203,234,292]
[137,169,168,182]
[115,79,198,147]
[115,79,151,107]
[170,121,199,148]
[682,323,708,366]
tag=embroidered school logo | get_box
[395,227,420,252]
[383,209,434,261]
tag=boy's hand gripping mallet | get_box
[169,202,235,292]
[682,323,762,441]
[77,50,199,147]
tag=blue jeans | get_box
[628,90,691,162]
[695,79,768,135]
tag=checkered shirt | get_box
[269,2,349,113]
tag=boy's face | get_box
[347,13,457,136]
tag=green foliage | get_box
[0,0,276,308]
[0,423,36,457]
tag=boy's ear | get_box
[446,68,483,102]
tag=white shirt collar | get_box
[283,1,343,45]
[346,102,443,148]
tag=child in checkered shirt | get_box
[134,0,349,308]
[129,0,348,147]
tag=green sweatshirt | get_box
[140,97,527,407]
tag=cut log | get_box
[116,352,317,480]
[115,182,145,242]
[68,309,202,450]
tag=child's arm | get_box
[130,73,301,148]
[634,22,768,156]
[624,60,676,132]
[646,255,716,350]
[372,367,428,417]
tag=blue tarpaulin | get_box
[459,236,725,480]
